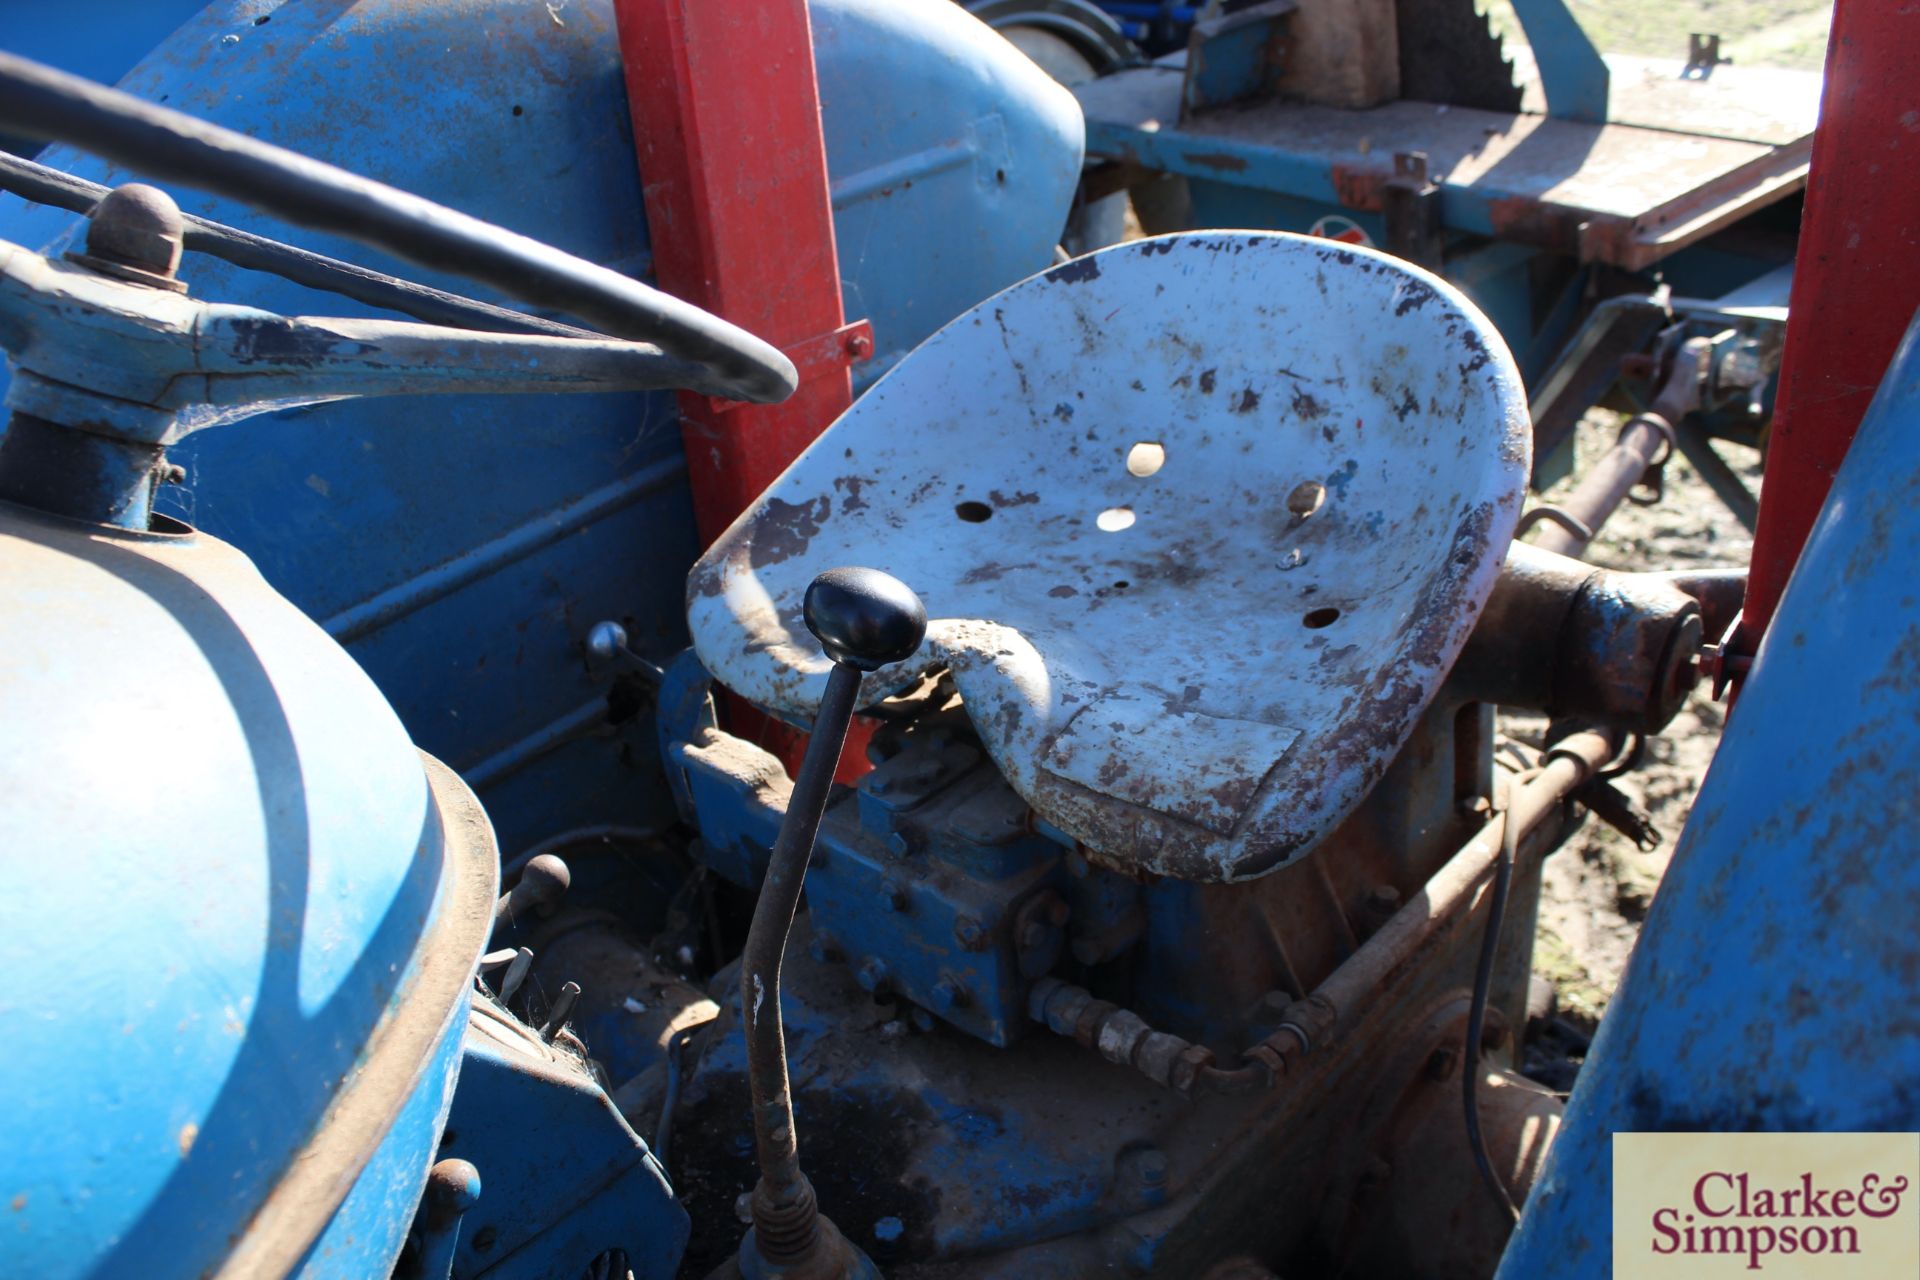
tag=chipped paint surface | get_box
[689,232,1529,882]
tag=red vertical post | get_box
[614,0,871,544]
[1735,0,1920,666]
[614,1,876,775]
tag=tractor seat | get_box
[688,233,1529,882]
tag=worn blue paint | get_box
[434,1004,688,1279]
[295,999,472,1278]
[0,498,490,1276]
[1507,0,1609,123]
[1496,313,1920,1277]
[0,0,1082,859]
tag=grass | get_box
[1484,0,1833,70]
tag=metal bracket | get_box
[1179,0,1297,121]
[1382,151,1443,271]
[703,317,874,416]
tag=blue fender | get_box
[1496,311,1920,1275]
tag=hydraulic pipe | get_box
[1526,340,1710,558]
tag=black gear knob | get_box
[803,566,927,671]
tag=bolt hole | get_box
[1302,606,1342,629]
[1113,580,1130,590]
[954,500,994,523]
[1126,441,1166,477]
[253,13,271,23]
[995,168,1007,184]
[1096,506,1136,532]
[511,104,524,117]
[1287,480,1326,519]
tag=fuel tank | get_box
[0,500,498,1279]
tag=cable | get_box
[1465,781,1524,1224]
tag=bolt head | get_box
[585,619,628,659]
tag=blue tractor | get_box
[0,2,1914,1278]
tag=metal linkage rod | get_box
[1527,340,1710,559]
[0,50,795,403]
[1023,731,1621,1098]
[738,568,924,1277]
[0,150,599,339]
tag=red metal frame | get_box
[1734,0,1920,671]
[613,0,869,544]
[614,0,875,773]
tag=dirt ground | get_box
[1515,414,1763,1029]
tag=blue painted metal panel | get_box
[1496,311,1920,1277]
[1507,0,1609,122]
[436,1003,689,1279]
[295,994,472,1279]
[0,0,1081,858]
[0,504,487,1278]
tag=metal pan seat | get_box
[689,232,1529,882]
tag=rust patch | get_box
[989,489,1041,509]
[1200,368,1218,394]
[1290,386,1328,419]
[1330,165,1387,212]
[1182,150,1249,173]
[1235,388,1261,414]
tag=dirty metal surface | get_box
[689,232,1529,882]
[1075,67,1811,269]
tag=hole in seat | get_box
[955,501,994,523]
[1097,506,1136,532]
[1302,606,1342,629]
[1126,442,1166,477]
[1287,480,1326,519]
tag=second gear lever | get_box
[732,567,926,1280]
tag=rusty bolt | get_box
[886,830,915,859]
[1426,1045,1460,1082]
[856,957,891,993]
[1366,884,1401,914]
[161,463,187,486]
[953,915,985,948]
[846,331,874,360]
[1018,918,1049,950]
[1458,794,1493,820]
[932,975,969,1011]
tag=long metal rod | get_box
[0,51,795,403]
[1205,730,1618,1094]
[0,150,598,339]
[740,661,860,1257]
[1528,414,1672,557]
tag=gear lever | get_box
[733,567,925,1280]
